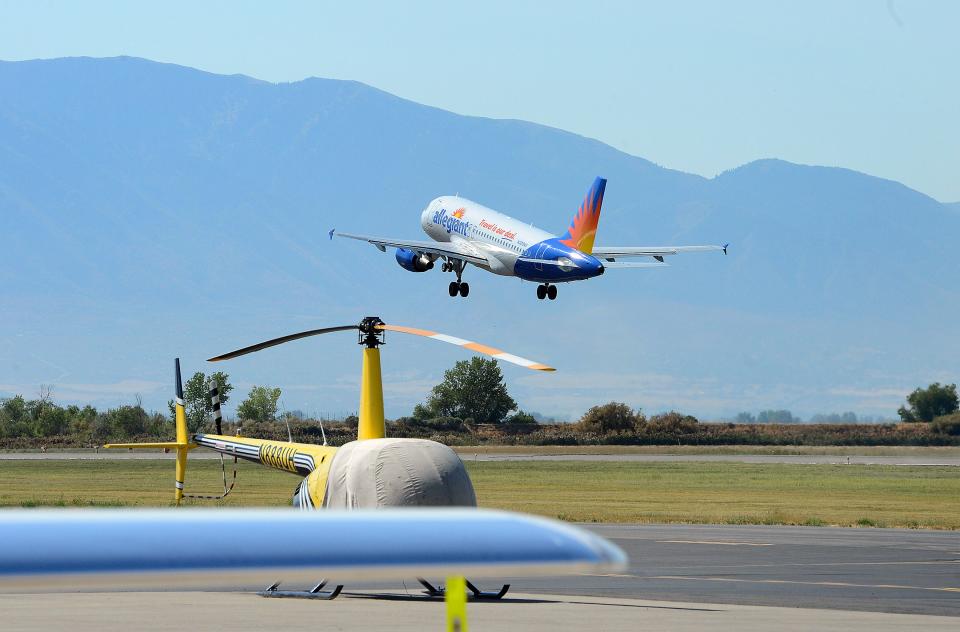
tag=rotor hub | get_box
[358,316,386,348]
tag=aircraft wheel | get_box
[449,281,459,297]
[536,285,546,300]
[547,285,557,300]
[459,282,470,297]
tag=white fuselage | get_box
[420,196,555,277]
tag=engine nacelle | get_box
[395,248,434,272]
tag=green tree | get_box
[577,402,643,434]
[35,405,69,437]
[168,371,234,432]
[898,383,959,422]
[237,385,282,422]
[68,405,98,437]
[103,405,149,438]
[503,410,537,425]
[415,357,516,424]
[0,396,31,438]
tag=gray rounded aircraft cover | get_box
[323,438,477,508]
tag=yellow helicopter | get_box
[105,315,555,601]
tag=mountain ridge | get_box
[1,56,956,419]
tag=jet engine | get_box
[395,248,434,272]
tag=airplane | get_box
[333,177,727,300]
[102,316,556,599]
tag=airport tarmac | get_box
[4,450,960,465]
[354,523,960,617]
[2,524,957,629]
[3,590,957,631]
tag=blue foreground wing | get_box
[0,508,626,590]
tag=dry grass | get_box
[0,459,956,529]
[454,445,960,457]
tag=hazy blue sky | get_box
[1,0,957,201]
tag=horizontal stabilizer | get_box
[603,261,670,269]
[593,244,726,260]
[103,442,188,450]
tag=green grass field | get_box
[1,460,956,529]
[12,445,960,456]
[453,445,960,457]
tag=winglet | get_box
[329,229,336,240]
[723,243,729,255]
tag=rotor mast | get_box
[357,317,386,441]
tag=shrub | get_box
[646,411,699,434]
[577,402,642,434]
[931,413,960,436]
[503,411,537,425]
[421,416,467,432]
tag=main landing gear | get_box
[536,284,557,300]
[442,259,469,298]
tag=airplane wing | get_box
[592,244,728,262]
[335,231,489,266]
[0,508,626,591]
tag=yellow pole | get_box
[445,576,468,632]
[358,347,386,440]
[174,398,188,505]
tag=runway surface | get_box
[3,591,957,631]
[2,524,957,629]
[351,524,959,616]
[5,451,960,465]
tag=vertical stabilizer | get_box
[558,177,606,254]
[173,358,189,505]
[103,358,194,506]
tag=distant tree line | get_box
[733,410,892,424]
[2,369,958,448]
[0,392,169,445]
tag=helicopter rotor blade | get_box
[207,325,358,362]
[376,324,555,371]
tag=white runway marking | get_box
[656,540,774,546]
[650,575,960,593]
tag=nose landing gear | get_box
[536,284,557,300]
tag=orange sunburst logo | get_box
[559,178,606,255]
[452,207,466,219]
